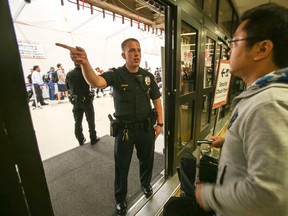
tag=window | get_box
[180,22,198,94]
[204,37,215,88]
[200,94,212,130]
[178,101,195,148]
[203,0,217,21]
[218,0,233,35]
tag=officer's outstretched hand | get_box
[154,125,162,140]
[55,43,88,65]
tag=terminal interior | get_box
[2,0,287,215]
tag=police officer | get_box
[57,38,163,216]
[65,64,100,146]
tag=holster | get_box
[68,95,76,104]
[108,114,119,137]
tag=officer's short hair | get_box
[33,65,39,70]
[121,38,140,51]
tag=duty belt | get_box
[119,121,146,129]
[71,94,93,102]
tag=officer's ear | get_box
[121,52,126,60]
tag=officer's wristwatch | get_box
[157,123,164,127]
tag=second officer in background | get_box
[65,64,100,145]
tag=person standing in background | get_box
[66,64,100,146]
[31,65,48,107]
[56,63,68,103]
[46,66,56,100]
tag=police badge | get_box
[145,76,151,86]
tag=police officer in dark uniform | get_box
[65,64,100,145]
[57,38,163,216]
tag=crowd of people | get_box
[26,63,69,106]
[26,64,113,108]
[26,63,161,109]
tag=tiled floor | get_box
[29,90,165,161]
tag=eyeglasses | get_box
[227,38,250,49]
[227,36,264,49]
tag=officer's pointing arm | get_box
[55,43,107,88]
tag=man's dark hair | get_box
[121,38,140,52]
[33,65,39,70]
[57,63,62,68]
[241,3,288,67]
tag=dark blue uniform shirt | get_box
[101,65,161,123]
[66,66,90,96]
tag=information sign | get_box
[212,60,231,109]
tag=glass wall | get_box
[178,101,195,148]
[180,22,198,95]
[203,0,217,21]
[204,37,215,88]
[192,0,203,9]
[218,0,233,35]
[200,93,212,130]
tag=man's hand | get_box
[195,184,204,208]
[208,135,224,148]
[154,125,162,140]
[55,43,88,65]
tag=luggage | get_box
[163,140,218,216]
[163,196,215,216]
[178,153,218,198]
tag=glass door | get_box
[167,11,201,174]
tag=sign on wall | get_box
[212,60,231,109]
[18,40,46,59]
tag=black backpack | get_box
[42,72,50,83]
[52,70,59,83]
[27,74,32,84]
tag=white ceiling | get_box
[8,0,288,35]
[232,0,288,16]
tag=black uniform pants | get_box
[114,126,155,203]
[72,101,97,143]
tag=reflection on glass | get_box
[180,22,197,95]
[190,0,203,8]
[178,102,194,148]
[203,0,217,21]
[219,0,233,35]
[201,94,212,130]
[204,37,215,88]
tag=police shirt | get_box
[66,66,90,96]
[101,65,161,123]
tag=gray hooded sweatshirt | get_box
[201,68,288,216]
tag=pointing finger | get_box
[55,43,75,51]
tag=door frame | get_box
[0,0,54,215]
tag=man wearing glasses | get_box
[196,3,288,216]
